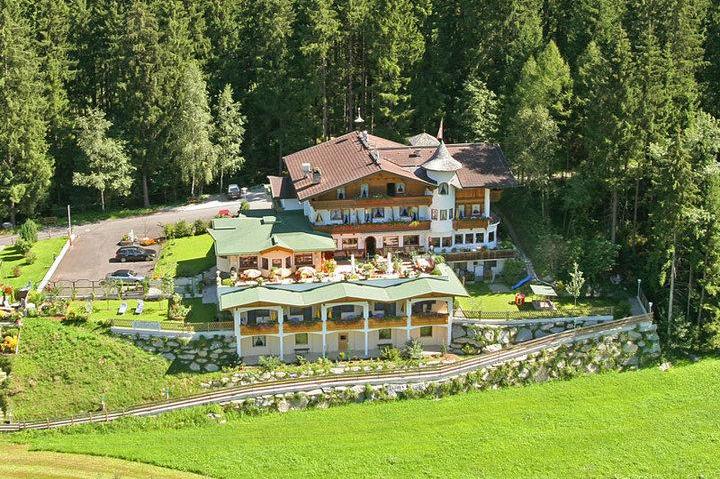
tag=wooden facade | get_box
[309,171,429,202]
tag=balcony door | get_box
[338,333,349,353]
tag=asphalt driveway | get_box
[50,189,271,283]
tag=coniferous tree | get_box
[214,84,246,192]
[0,0,53,224]
[454,77,499,142]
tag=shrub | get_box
[401,339,424,361]
[431,266,442,276]
[163,223,176,239]
[380,346,401,361]
[18,219,39,244]
[167,294,190,320]
[239,200,250,212]
[193,219,210,235]
[11,265,22,278]
[502,258,527,285]
[431,254,445,264]
[174,220,193,238]
[1,335,18,353]
[24,251,37,265]
[258,355,282,372]
[14,238,32,255]
[221,278,234,286]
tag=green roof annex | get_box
[218,264,468,310]
[208,209,336,256]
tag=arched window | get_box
[438,183,449,195]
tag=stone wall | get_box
[126,333,237,372]
[450,316,614,354]
[223,320,660,415]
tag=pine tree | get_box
[0,0,53,224]
[214,84,246,192]
[72,108,134,212]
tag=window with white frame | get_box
[239,256,258,268]
[330,209,342,221]
[488,231,495,242]
[429,237,440,248]
[360,183,369,198]
[379,328,392,340]
[431,209,438,220]
[465,233,474,244]
[385,236,399,247]
[471,204,481,216]
[404,235,420,246]
[475,232,485,243]
[449,208,454,219]
[395,182,406,194]
[272,258,283,268]
[441,236,452,248]
[336,187,346,199]
[295,333,309,346]
[455,234,463,244]
[457,204,465,218]
[315,212,322,223]
[294,253,313,266]
[439,183,449,195]
[371,207,385,219]
[419,326,433,337]
[252,336,266,347]
[440,209,447,220]
[399,206,410,218]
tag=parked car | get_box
[105,269,145,283]
[115,246,156,262]
[227,183,241,200]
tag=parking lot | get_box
[50,190,270,283]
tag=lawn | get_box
[154,234,215,278]
[458,281,632,318]
[0,237,67,289]
[0,443,207,479]
[13,359,720,478]
[2,318,222,421]
[67,298,218,323]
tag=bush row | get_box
[163,219,211,239]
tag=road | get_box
[48,189,271,283]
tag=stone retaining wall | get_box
[223,320,660,415]
[450,315,614,354]
[125,334,237,372]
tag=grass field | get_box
[458,281,632,318]
[154,234,215,278]
[3,318,220,420]
[0,443,207,479]
[13,359,720,478]
[0,237,67,289]
[67,298,217,323]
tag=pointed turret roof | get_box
[422,141,463,172]
[406,132,440,147]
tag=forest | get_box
[0,0,719,349]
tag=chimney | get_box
[312,168,322,184]
[354,108,365,131]
[437,116,444,141]
[301,162,312,178]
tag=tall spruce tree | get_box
[0,0,53,224]
[214,84,245,192]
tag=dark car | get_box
[227,183,241,200]
[115,246,156,262]
[106,269,145,283]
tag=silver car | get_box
[227,183,241,199]
[105,269,145,283]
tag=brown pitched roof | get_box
[282,132,516,200]
[267,175,296,199]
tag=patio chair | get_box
[134,300,144,315]
[117,302,128,315]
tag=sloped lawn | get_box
[154,235,215,278]
[14,359,720,478]
[0,237,67,289]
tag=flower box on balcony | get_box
[283,320,323,333]
[241,323,279,335]
[326,318,364,331]
[368,316,407,329]
[410,314,449,326]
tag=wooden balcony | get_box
[452,217,499,230]
[283,320,323,333]
[315,220,430,235]
[311,195,431,210]
[368,316,407,329]
[442,248,517,262]
[326,318,364,331]
[241,323,279,335]
[411,313,449,327]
